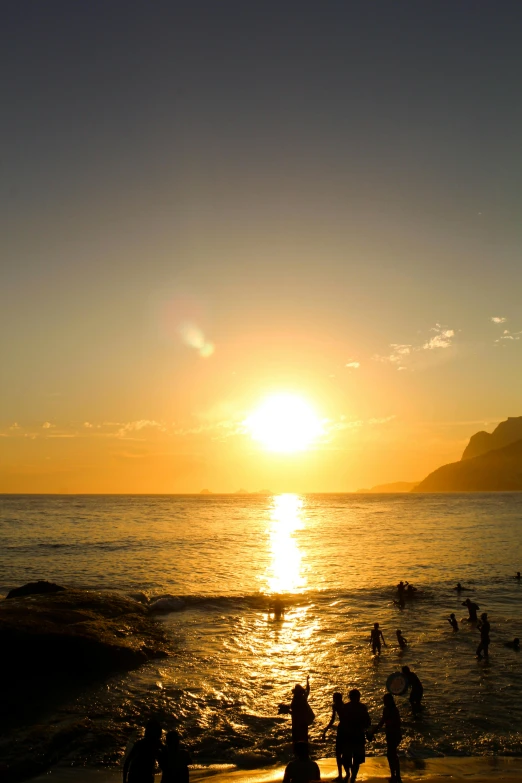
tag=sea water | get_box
[1,493,521,766]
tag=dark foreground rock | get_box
[0,587,169,681]
[6,579,66,599]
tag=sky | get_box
[1,1,522,493]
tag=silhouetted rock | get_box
[6,580,65,599]
[414,438,522,492]
[462,416,522,460]
[0,588,169,687]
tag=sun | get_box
[245,393,323,453]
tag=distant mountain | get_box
[414,438,522,492]
[462,416,522,460]
[357,481,419,493]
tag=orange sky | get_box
[2,4,522,493]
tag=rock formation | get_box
[461,416,522,460]
[414,438,522,492]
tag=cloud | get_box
[373,323,455,370]
[179,322,214,358]
[496,329,521,342]
[491,316,507,324]
[345,361,360,369]
[117,420,167,438]
[42,421,53,429]
[83,422,93,428]
[422,324,455,350]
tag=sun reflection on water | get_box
[265,494,306,594]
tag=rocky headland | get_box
[414,416,522,492]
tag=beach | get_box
[29,757,522,783]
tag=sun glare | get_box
[245,393,323,453]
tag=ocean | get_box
[1,493,522,769]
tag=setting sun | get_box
[245,393,323,453]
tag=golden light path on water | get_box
[265,494,306,594]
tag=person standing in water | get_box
[448,613,459,632]
[401,666,423,712]
[342,689,371,783]
[370,623,387,655]
[396,630,407,649]
[269,595,285,621]
[368,693,402,783]
[476,613,491,660]
[289,676,313,744]
[515,572,521,581]
[462,598,480,622]
[321,692,346,780]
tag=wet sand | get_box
[29,756,522,783]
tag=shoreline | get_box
[28,756,522,783]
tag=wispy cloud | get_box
[117,420,167,438]
[374,324,455,370]
[423,324,455,350]
[42,421,53,429]
[496,329,521,343]
[345,361,360,369]
[491,316,507,324]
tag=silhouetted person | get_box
[396,630,407,649]
[462,598,480,622]
[476,613,491,660]
[505,637,520,650]
[342,689,371,783]
[321,692,346,780]
[515,572,521,581]
[406,583,417,597]
[290,676,312,744]
[401,666,423,712]
[397,581,407,597]
[448,613,459,632]
[368,693,402,783]
[370,623,386,654]
[158,731,191,783]
[269,595,285,620]
[283,742,320,783]
[454,582,463,592]
[123,719,163,783]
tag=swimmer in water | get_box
[396,629,407,649]
[505,637,520,651]
[515,572,521,581]
[370,623,387,655]
[448,613,459,632]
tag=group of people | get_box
[123,721,190,783]
[321,688,401,783]
[281,667,423,783]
